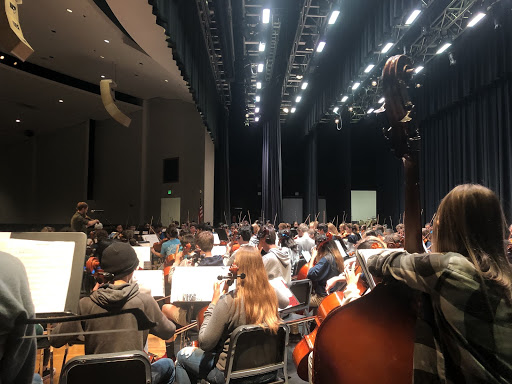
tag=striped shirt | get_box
[367,250,512,383]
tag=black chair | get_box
[224,324,289,384]
[279,279,312,316]
[59,350,151,384]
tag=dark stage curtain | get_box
[304,130,318,220]
[262,114,283,224]
[417,12,512,221]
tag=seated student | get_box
[196,231,224,266]
[367,184,512,383]
[50,243,176,384]
[223,225,254,266]
[306,235,356,308]
[257,226,292,285]
[278,229,300,273]
[295,224,315,253]
[175,247,286,384]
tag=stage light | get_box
[372,80,377,86]
[291,107,296,113]
[58,99,64,103]
[348,107,353,112]
[364,64,375,73]
[436,43,451,54]
[0,56,4,59]
[13,62,17,65]
[259,42,266,52]
[164,79,169,82]
[381,42,394,54]
[246,113,250,118]
[283,108,289,113]
[66,8,72,13]
[416,83,422,88]
[352,82,361,90]
[296,96,302,103]
[367,108,374,114]
[378,97,385,104]
[333,107,339,113]
[317,41,326,52]
[15,119,21,123]
[301,82,308,90]
[100,55,105,59]
[104,39,110,43]
[414,66,424,74]
[468,12,486,27]
[405,10,421,25]
[255,96,261,102]
[255,117,260,122]
[256,82,262,89]
[335,118,340,124]
[296,75,303,80]
[258,63,264,72]
[262,8,270,24]
[341,96,348,102]
[255,107,260,113]
[101,75,106,78]
[328,10,340,25]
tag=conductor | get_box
[71,202,99,233]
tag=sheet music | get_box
[212,245,227,256]
[0,238,75,313]
[213,233,220,245]
[132,246,151,269]
[142,234,160,245]
[132,270,164,297]
[269,277,300,309]
[302,251,311,262]
[170,266,231,303]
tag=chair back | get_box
[60,350,151,384]
[280,279,312,316]
[224,324,289,384]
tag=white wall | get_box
[351,190,377,222]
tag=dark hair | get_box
[95,229,109,242]
[180,234,196,250]
[364,230,377,238]
[257,225,276,245]
[238,225,252,242]
[278,229,298,252]
[76,202,88,211]
[167,225,179,238]
[317,223,328,233]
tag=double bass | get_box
[311,55,422,383]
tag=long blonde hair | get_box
[433,184,512,303]
[233,247,280,333]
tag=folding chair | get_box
[224,324,289,384]
[59,350,151,384]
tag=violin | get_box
[85,256,111,285]
[312,55,420,383]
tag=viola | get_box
[312,55,421,383]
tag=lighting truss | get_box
[280,0,334,121]
[195,0,232,105]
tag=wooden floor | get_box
[35,335,166,384]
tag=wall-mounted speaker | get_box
[0,0,34,61]
[100,79,131,127]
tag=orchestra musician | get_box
[223,224,254,266]
[70,202,99,233]
[50,242,177,384]
[174,247,287,384]
[367,184,512,383]
[257,226,292,285]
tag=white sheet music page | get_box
[171,266,230,303]
[0,238,75,314]
[132,270,165,297]
[132,246,152,269]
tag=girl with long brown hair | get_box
[367,184,512,383]
[174,247,284,384]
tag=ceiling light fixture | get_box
[256,82,262,89]
[341,96,348,102]
[291,107,296,113]
[259,42,266,52]
[296,75,303,80]
[296,96,302,102]
[405,9,421,25]
[467,12,486,28]
[378,97,385,104]
[414,66,424,74]
[283,108,289,113]
[436,43,451,54]
[258,63,264,72]
[348,107,353,112]
[164,79,169,82]
[317,41,326,52]
[255,107,260,113]
[364,64,375,73]
[333,107,339,113]
[301,82,308,90]
[0,56,4,59]
[15,119,21,123]
[372,80,377,86]
[104,39,110,43]
[352,82,361,90]
[58,99,64,103]
[101,75,105,78]
[66,8,72,13]
[256,95,261,102]
[262,8,270,24]
[100,55,105,59]
[367,108,374,114]
[13,62,17,65]
[381,42,394,53]
[328,10,340,25]
[255,117,260,122]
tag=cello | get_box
[312,55,422,383]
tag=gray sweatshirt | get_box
[50,283,175,354]
[262,248,292,285]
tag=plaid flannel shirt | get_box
[367,250,512,384]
